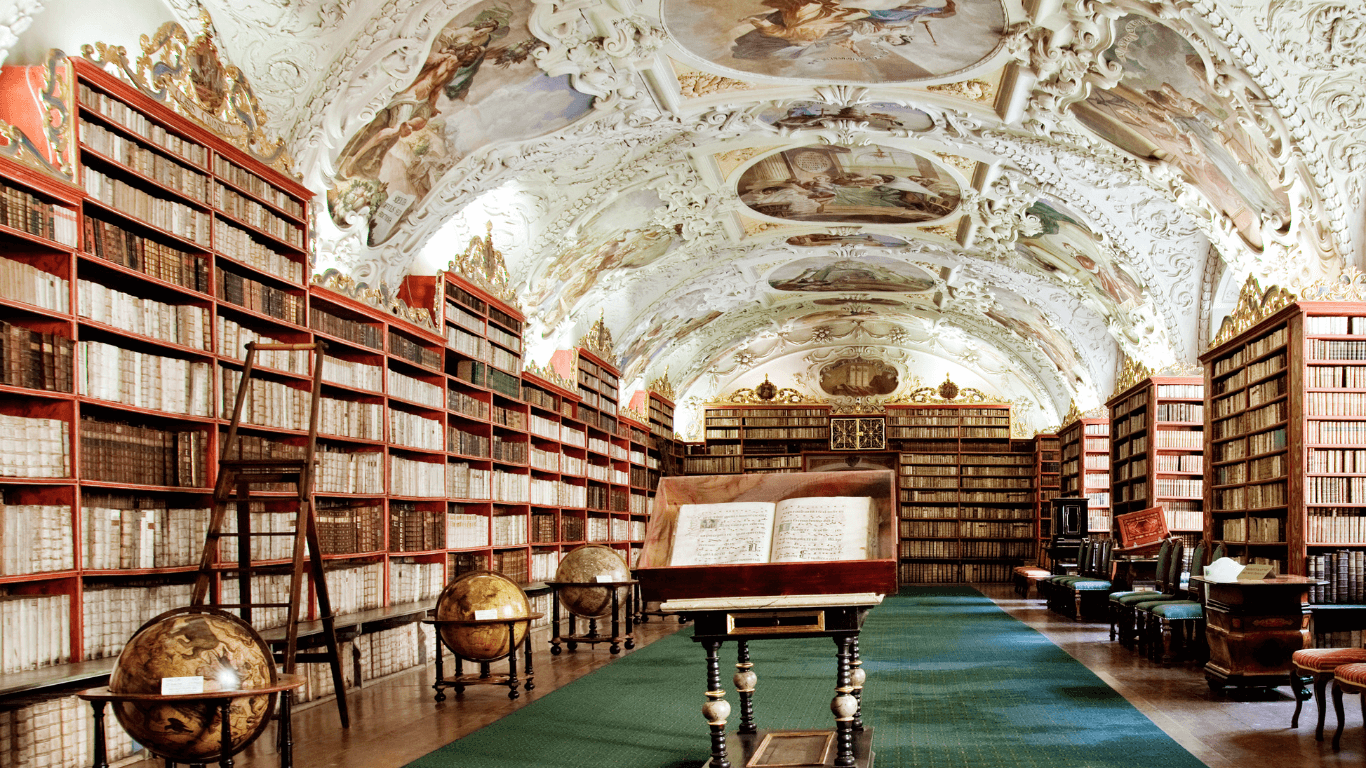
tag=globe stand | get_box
[426,615,543,701]
[632,580,689,625]
[548,579,636,655]
[78,675,305,768]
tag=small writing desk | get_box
[662,593,882,768]
[1192,575,1323,691]
[77,674,305,768]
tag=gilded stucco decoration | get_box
[447,222,518,307]
[311,268,438,332]
[1208,275,1296,350]
[579,312,618,368]
[1300,266,1366,302]
[81,10,291,172]
[709,375,820,405]
[523,360,578,392]
[0,49,74,181]
[648,369,676,402]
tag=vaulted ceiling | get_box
[11,0,1366,437]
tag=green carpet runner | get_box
[407,586,1207,767]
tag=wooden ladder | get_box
[191,340,350,729]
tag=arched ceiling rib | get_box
[25,0,1361,435]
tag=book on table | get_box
[668,496,874,566]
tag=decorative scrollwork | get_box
[310,268,438,332]
[523,360,578,393]
[1059,401,1107,428]
[708,375,822,405]
[886,374,1008,405]
[0,50,75,181]
[1301,265,1366,302]
[1209,275,1296,351]
[1111,356,1154,400]
[648,368,676,402]
[578,311,617,368]
[447,222,517,306]
[81,10,291,173]
[621,407,649,424]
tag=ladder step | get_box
[211,602,292,609]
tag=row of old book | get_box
[0,320,74,393]
[0,695,137,768]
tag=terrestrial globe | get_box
[434,570,531,661]
[555,544,630,619]
[108,607,276,764]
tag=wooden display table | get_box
[77,674,305,768]
[1193,575,1323,691]
[663,593,881,768]
[425,614,543,700]
[547,580,636,655]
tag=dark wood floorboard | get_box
[123,588,1366,767]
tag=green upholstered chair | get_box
[1292,647,1366,740]
[1109,539,1172,645]
[1135,541,1206,664]
[1042,539,1092,615]
[1127,539,1187,658]
[1068,538,1116,620]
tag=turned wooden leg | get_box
[219,700,234,768]
[91,700,109,768]
[850,636,865,732]
[832,635,857,768]
[703,640,731,768]
[610,589,621,654]
[434,637,447,701]
[734,640,757,735]
[506,626,521,700]
[278,692,293,768]
[524,626,536,692]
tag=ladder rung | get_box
[211,602,292,609]
[292,653,336,663]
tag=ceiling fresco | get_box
[27,0,1362,437]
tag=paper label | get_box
[473,609,498,620]
[160,676,205,695]
[595,574,617,583]
[1237,564,1275,580]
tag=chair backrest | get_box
[1147,539,1173,591]
[1212,543,1226,562]
[1097,538,1114,579]
[1161,539,1186,594]
[1075,539,1092,575]
[1186,540,1208,598]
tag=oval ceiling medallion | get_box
[663,0,1009,83]
[786,232,909,247]
[739,144,961,225]
[769,254,936,292]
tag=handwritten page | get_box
[670,502,776,566]
[770,497,873,563]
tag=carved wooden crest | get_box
[579,312,617,367]
[449,222,517,306]
[1209,275,1295,350]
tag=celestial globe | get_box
[108,607,276,764]
[555,544,629,619]
[435,570,531,661]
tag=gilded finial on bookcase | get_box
[1300,265,1366,302]
[579,311,617,367]
[311,269,438,332]
[1060,400,1082,428]
[447,222,518,306]
[707,376,820,405]
[81,8,293,173]
[1111,356,1153,399]
[1034,425,1060,437]
[1208,274,1295,350]
[523,360,577,392]
[648,367,676,402]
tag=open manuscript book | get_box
[669,496,875,566]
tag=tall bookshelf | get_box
[683,400,1032,583]
[1033,433,1060,568]
[1058,410,1111,536]
[1199,287,1366,580]
[1107,372,1205,544]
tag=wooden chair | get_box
[1013,564,1052,598]
[1067,539,1116,621]
[1109,539,1173,646]
[1041,539,1092,615]
[1135,541,1206,664]
[1293,648,1366,740]
[1331,661,1366,749]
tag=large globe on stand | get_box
[435,570,531,661]
[108,607,276,764]
[555,544,630,619]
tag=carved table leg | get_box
[506,625,521,700]
[219,700,234,768]
[278,692,294,768]
[1316,673,1332,741]
[624,585,635,650]
[434,637,447,701]
[551,590,563,655]
[1334,681,1347,750]
[610,588,622,654]
[91,700,109,768]
[850,636,866,733]
[832,635,857,768]
[703,640,731,768]
[454,656,466,695]
[524,625,536,692]
[735,640,757,735]
[568,613,578,651]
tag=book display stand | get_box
[639,471,897,768]
[424,614,543,700]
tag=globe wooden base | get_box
[426,616,542,701]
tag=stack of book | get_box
[0,320,73,391]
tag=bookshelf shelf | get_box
[1059,414,1111,536]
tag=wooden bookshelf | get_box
[1199,295,1366,582]
[1108,374,1205,544]
[1033,433,1060,569]
[683,402,1030,583]
[1058,413,1111,536]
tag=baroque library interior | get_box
[3,2,1366,768]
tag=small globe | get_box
[435,570,531,661]
[109,607,276,764]
[555,545,630,619]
